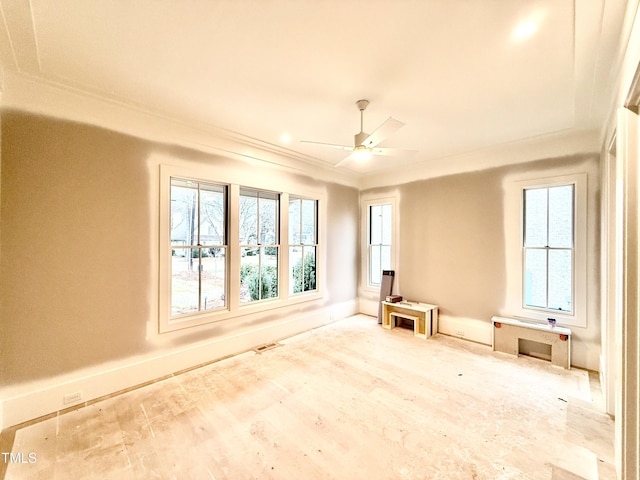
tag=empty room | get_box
[1,1,640,479]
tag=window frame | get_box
[507,173,587,328]
[159,165,324,333]
[360,194,397,294]
[368,203,393,287]
[169,178,229,318]
[288,196,319,296]
[239,188,280,305]
[522,184,575,314]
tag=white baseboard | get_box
[437,315,493,345]
[358,297,380,318]
[363,300,601,371]
[1,300,358,429]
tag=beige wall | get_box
[0,111,359,389]
[364,154,601,370]
[0,108,603,423]
[398,168,506,320]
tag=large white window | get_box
[505,173,586,328]
[523,184,574,313]
[159,165,323,333]
[288,197,318,295]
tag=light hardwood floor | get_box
[2,315,615,479]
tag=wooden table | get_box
[381,301,439,339]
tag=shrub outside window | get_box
[239,189,279,303]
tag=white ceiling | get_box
[0,0,631,177]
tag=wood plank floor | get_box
[2,315,615,479]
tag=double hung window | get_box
[368,203,392,287]
[239,189,279,303]
[504,173,586,327]
[170,179,227,317]
[289,197,318,294]
[523,184,574,313]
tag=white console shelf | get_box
[491,316,572,369]
[381,301,439,339]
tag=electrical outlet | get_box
[455,330,465,337]
[63,391,82,405]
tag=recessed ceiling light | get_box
[513,20,538,41]
[280,133,292,144]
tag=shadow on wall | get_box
[0,111,361,386]
[1,111,154,385]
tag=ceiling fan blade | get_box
[371,147,417,156]
[300,140,352,152]
[360,117,405,148]
[333,154,355,168]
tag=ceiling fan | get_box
[301,99,413,167]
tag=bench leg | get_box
[551,340,570,369]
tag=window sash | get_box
[170,178,228,318]
[522,184,575,314]
[240,189,280,304]
[289,197,318,294]
[368,203,392,287]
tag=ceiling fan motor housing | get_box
[355,131,370,146]
[356,99,369,111]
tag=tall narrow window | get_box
[368,203,392,286]
[523,184,574,313]
[170,179,227,317]
[239,189,279,303]
[289,197,318,294]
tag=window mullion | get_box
[197,184,202,312]
[256,191,261,247]
[542,188,550,311]
[228,184,241,310]
[256,193,262,300]
[545,246,550,310]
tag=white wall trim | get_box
[437,315,493,346]
[359,297,379,318]
[0,300,358,430]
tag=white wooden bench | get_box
[491,316,572,369]
[382,301,439,339]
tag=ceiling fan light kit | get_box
[352,145,373,162]
[301,99,411,167]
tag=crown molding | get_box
[358,127,600,190]
[0,70,361,188]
